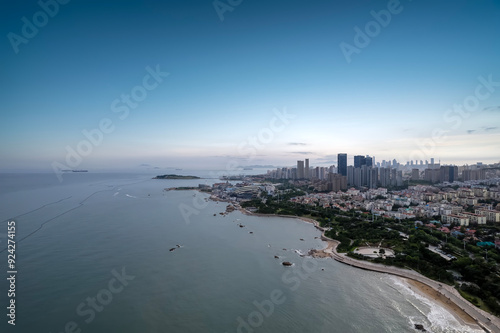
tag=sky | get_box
[1,0,499,172]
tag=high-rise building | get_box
[396,170,403,186]
[328,173,347,192]
[424,168,440,183]
[297,160,304,179]
[354,155,366,168]
[305,159,310,179]
[361,165,369,186]
[379,168,391,187]
[368,167,378,189]
[347,166,354,186]
[353,168,362,187]
[411,169,419,181]
[337,153,347,176]
[391,168,397,186]
[365,156,373,167]
[440,165,458,183]
[462,169,486,181]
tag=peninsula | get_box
[198,167,500,332]
[153,174,200,180]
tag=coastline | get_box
[235,205,499,332]
[198,191,499,332]
[405,278,477,326]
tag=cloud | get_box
[292,151,313,155]
[288,142,308,146]
[316,154,338,162]
[467,127,496,134]
[483,106,500,112]
[211,155,248,161]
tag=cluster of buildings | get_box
[266,154,402,191]
[203,181,277,202]
[288,181,500,227]
[206,155,500,229]
[266,154,494,191]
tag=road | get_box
[325,236,500,333]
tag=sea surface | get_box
[0,171,484,332]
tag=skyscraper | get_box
[440,165,458,183]
[338,153,347,176]
[411,169,419,181]
[368,167,378,189]
[353,167,362,187]
[379,168,391,187]
[354,155,366,168]
[365,156,373,167]
[347,166,354,186]
[297,160,305,179]
[305,159,309,179]
[328,173,347,192]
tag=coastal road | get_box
[327,239,500,333]
[241,211,500,332]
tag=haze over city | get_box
[1,0,499,172]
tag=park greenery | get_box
[241,184,500,315]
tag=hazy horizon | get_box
[1,0,499,172]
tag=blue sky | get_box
[1,0,499,172]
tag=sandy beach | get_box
[405,278,478,326]
[233,206,498,332]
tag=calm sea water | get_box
[0,172,483,333]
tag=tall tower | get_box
[354,155,366,168]
[337,153,347,177]
[297,160,305,179]
[365,156,373,167]
[305,159,309,179]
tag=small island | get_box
[153,174,200,180]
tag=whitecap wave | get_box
[386,276,484,333]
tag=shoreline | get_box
[405,278,477,326]
[235,206,499,332]
[198,192,499,332]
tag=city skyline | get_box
[259,154,490,171]
[267,155,494,192]
[1,0,500,172]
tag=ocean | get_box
[0,171,484,332]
